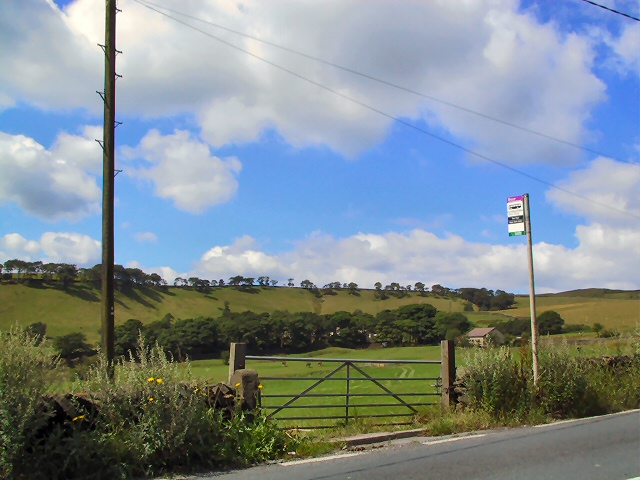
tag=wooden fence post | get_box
[440,340,456,408]
[228,343,246,383]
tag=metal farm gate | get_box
[229,341,456,429]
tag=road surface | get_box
[199,410,640,480]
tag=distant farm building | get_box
[466,327,505,346]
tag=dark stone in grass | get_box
[33,393,99,446]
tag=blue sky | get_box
[1,0,638,293]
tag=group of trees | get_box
[456,288,515,311]
[2,259,80,288]
[490,310,569,339]
[111,304,473,361]
[26,306,576,365]
[174,275,279,290]
[1,259,166,290]
[22,322,94,363]
[4,258,517,312]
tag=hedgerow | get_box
[0,328,294,479]
[458,333,640,421]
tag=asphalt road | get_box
[200,410,640,480]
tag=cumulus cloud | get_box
[0,0,101,111]
[196,235,283,278]
[0,129,102,221]
[532,223,640,291]
[149,157,640,293]
[0,232,100,265]
[0,233,41,261]
[606,22,640,74]
[128,0,606,163]
[186,224,639,294]
[124,129,241,213]
[546,157,640,226]
[40,231,101,264]
[2,0,607,163]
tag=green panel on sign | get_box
[509,231,526,236]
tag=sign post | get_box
[507,195,525,236]
[507,194,539,385]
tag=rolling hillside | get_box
[0,283,465,343]
[469,290,639,331]
[1,282,637,343]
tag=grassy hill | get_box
[470,289,639,331]
[1,283,637,343]
[0,283,465,343]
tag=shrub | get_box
[536,348,601,417]
[562,323,589,333]
[75,338,294,477]
[537,310,564,335]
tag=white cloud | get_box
[0,233,41,261]
[196,235,282,279]
[186,224,639,293]
[0,0,101,112]
[166,0,606,163]
[2,0,607,163]
[40,232,101,264]
[134,231,158,243]
[5,224,637,292]
[0,129,102,221]
[606,22,640,74]
[0,232,100,265]
[546,157,640,226]
[155,266,179,284]
[124,129,241,213]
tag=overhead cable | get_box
[580,0,640,21]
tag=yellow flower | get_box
[258,385,263,389]
[156,378,163,384]
[72,415,85,422]
[235,382,241,388]
[148,397,154,402]
[147,377,155,382]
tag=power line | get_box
[135,0,637,166]
[580,0,640,21]
[133,0,640,221]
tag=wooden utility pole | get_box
[100,0,117,377]
[523,194,539,385]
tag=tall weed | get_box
[458,347,531,420]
